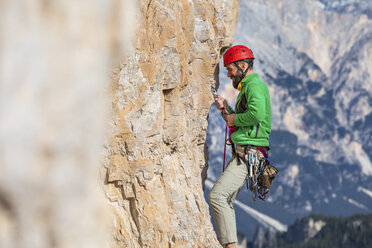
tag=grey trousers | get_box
[208,158,248,245]
[209,146,267,245]
[208,155,248,245]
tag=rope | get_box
[220,109,235,172]
[223,124,227,172]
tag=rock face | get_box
[0,1,136,248]
[103,0,239,247]
[0,0,239,247]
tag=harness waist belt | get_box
[235,144,269,158]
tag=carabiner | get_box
[252,187,258,201]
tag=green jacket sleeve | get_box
[234,84,265,127]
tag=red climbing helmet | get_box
[223,45,255,66]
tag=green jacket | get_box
[224,73,272,146]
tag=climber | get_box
[208,45,272,248]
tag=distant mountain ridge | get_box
[318,0,372,17]
[206,0,372,240]
[250,214,372,248]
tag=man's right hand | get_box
[215,96,227,110]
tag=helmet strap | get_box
[233,61,249,89]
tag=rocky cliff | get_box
[103,0,239,247]
[0,0,239,247]
[0,1,135,248]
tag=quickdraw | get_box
[245,150,270,201]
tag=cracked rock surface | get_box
[103,0,239,247]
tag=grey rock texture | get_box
[102,0,240,247]
[1,0,239,247]
[0,0,136,248]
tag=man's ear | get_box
[239,61,248,71]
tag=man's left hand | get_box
[226,114,237,127]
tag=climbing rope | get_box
[220,109,235,172]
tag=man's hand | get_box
[226,114,237,127]
[215,96,227,110]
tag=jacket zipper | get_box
[255,123,260,138]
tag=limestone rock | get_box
[0,0,136,248]
[0,0,240,247]
[103,0,239,247]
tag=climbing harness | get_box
[236,145,278,201]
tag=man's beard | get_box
[231,71,244,89]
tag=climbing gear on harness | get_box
[236,145,278,201]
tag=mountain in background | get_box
[205,0,372,241]
[250,214,372,248]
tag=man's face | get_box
[226,63,243,86]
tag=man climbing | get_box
[208,45,272,248]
